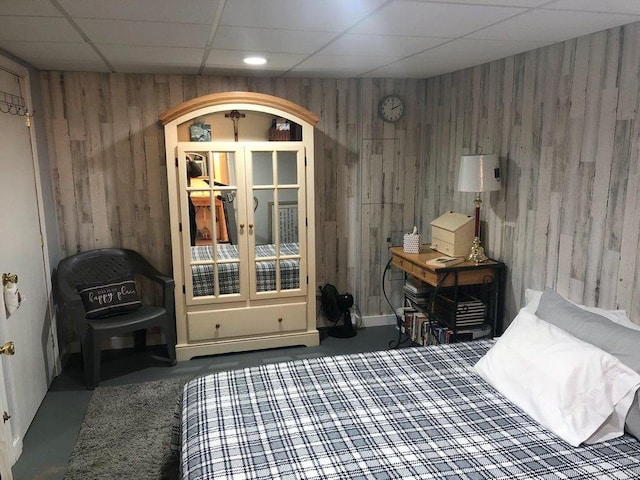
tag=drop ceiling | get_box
[1,0,639,78]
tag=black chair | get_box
[56,248,177,389]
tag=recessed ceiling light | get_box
[244,56,267,65]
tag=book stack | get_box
[402,309,429,345]
[427,323,491,344]
[404,276,430,308]
[434,293,486,329]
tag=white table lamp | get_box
[457,154,501,263]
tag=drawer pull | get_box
[215,324,220,329]
[278,318,283,323]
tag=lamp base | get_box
[467,237,488,264]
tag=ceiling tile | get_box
[75,19,211,48]
[1,0,639,78]
[469,8,640,41]
[366,37,551,78]
[100,45,204,66]
[0,0,61,16]
[290,54,402,77]
[318,33,448,57]
[0,16,82,42]
[544,0,640,15]
[424,0,549,6]
[57,0,220,24]
[0,41,108,71]
[352,1,526,37]
[220,0,386,32]
[212,26,336,54]
[206,49,307,70]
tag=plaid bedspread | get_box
[191,243,299,296]
[178,341,640,479]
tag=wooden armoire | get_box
[159,92,319,361]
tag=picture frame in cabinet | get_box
[189,123,211,142]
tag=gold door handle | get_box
[0,342,15,356]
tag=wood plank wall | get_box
[423,22,640,326]
[40,74,425,343]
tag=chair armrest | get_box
[126,250,175,288]
[125,250,175,314]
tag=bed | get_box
[191,243,300,296]
[175,289,640,479]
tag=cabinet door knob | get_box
[215,324,220,329]
[278,317,283,323]
[249,224,254,229]
[239,224,245,229]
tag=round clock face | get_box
[379,95,404,123]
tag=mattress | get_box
[191,243,300,296]
[177,341,640,479]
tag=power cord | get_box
[382,257,413,349]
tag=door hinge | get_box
[179,222,182,232]
[175,158,178,168]
[305,217,308,227]
[182,285,186,294]
[306,276,309,285]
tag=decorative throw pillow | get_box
[77,275,142,319]
[535,288,640,441]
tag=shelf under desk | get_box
[389,245,506,337]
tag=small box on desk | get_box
[403,233,420,253]
[430,212,474,257]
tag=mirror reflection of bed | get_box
[187,147,302,297]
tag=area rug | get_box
[63,376,190,480]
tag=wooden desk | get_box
[190,178,229,243]
[389,245,505,337]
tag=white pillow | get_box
[523,288,640,330]
[473,310,640,447]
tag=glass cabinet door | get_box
[246,144,306,298]
[178,144,247,304]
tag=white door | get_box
[0,287,13,480]
[0,55,57,464]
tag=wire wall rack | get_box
[0,90,31,116]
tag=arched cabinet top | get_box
[159,91,319,126]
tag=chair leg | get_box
[82,332,101,390]
[134,329,147,351]
[164,325,177,366]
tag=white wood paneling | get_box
[40,73,425,343]
[423,23,640,326]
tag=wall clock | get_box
[378,95,405,123]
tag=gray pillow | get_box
[536,288,640,441]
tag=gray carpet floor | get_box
[63,377,188,480]
[13,324,399,480]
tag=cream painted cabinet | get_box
[160,92,319,360]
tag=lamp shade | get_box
[457,154,501,193]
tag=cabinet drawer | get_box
[391,256,411,273]
[187,303,307,342]
[430,239,456,257]
[410,265,438,286]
